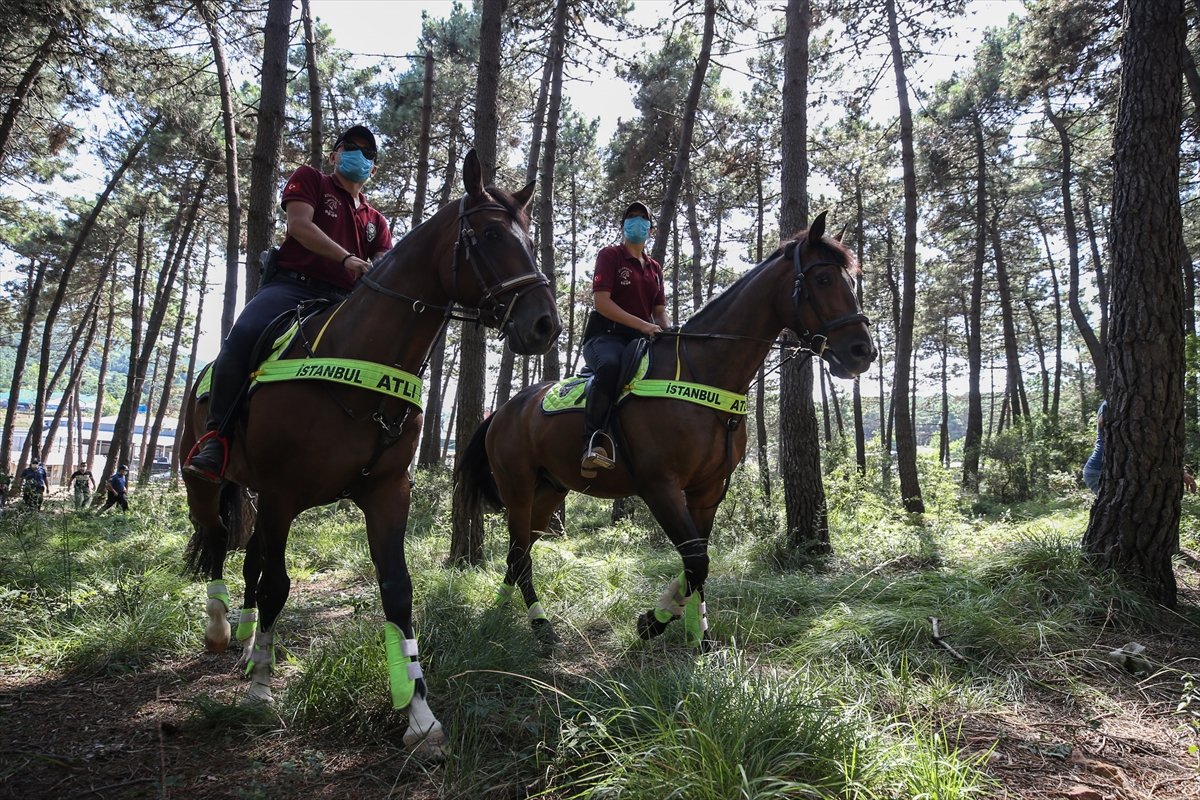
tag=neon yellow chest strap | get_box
[626,379,747,415]
[253,358,424,409]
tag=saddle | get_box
[542,338,651,415]
[192,300,334,402]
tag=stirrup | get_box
[183,431,229,484]
[580,432,616,477]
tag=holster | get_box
[582,309,642,342]
[258,247,281,286]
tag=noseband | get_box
[790,237,870,355]
[453,196,549,332]
[359,195,549,332]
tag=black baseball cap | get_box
[332,125,377,155]
[622,201,653,223]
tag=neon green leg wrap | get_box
[527,601,548,622]
[235,608,258,640]
[206,580,230,611]
[683,591,708,648]
[496,582,516,606]
[385,622,422,710]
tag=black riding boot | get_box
[581,379,616,475]
[183,352,247,483]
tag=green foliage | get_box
[978,415,1091,503]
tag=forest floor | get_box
[2,490,1200,799]
[4,570,1200,799]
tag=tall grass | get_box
[1,456,1195,798]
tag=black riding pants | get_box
[205,278,339,433]
[581,333,629,441]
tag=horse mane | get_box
[684,226,859,330]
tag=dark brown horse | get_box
[180,150,560,758]
[456,212,874,650]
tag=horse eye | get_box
[484,227,503,241]
[816,272,832,287]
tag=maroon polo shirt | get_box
[276,165,393,290]
[592,244,665,322]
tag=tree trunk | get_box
[885,0,924,512]
[243,0,295,301]
[1,259,46,473]
[300,0,323,169]
[0,25,61,168]
[451,0,506,566]
[87,280,117,476]
[29,120,155,457]
[1046,96,1106,395]
[684,168,704,312]
[852,175,867,475]
[961,112,986,491]
[989,218,1029,422]
[418,328,448,468]
[411,52,435,227]
[537,0,569,385]
[141,252,193,485]
[199,1,243,333]
[1079,181,1109,346]
[649,0,716,268]
[1083,0,1186,608]
[779,0,829,553]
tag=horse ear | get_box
[462,148,484,198]
[513,179,536,210]
[809,210,828,241]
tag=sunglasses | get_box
[341,142,377,161]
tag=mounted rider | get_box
[580,201,670,475]
[184,125,393,483]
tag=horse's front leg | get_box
[636,484,715,651]
[184,480,232,653]
[360,475,446,760]
[242,500,294,703]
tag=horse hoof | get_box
[404,726,447,762]
[204,624,231,653]
[245,681,274,704]
[635,610,669,640]
[532,618,560,648]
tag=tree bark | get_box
[961,112,986,491]
[779,0,829,553]
[885,0,924,512]
[1,259,46,473]
[649,0,716,268]
[0,25,61,168]
[29,119,156,458]
[1046,96,1106,394]
[537,0,569,385]
[1083,0,1186,608]
[300,0,323,169]
[243,0,295,301]
[451,0,506,565]
[990,218,1029,424]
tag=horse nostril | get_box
[851,342,875,362]
[535,314,559,340]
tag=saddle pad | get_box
[540,354,650,415]
[192,319,301,402]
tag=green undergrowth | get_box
[1,463,1197,798]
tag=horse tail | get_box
[184,481,246,578]
[454,416,504,514]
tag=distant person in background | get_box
[70,467,95,510]
[101,465,129,513]
[21,458,47,509]
[1083,400,1196,494]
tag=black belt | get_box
[273,269,348,296]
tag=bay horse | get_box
[456,212,874,650]
[179,150,560,759]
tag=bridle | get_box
[788,235,870,355]
[359,194,549,334]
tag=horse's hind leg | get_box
[241,499,293,703]
[185,481,232,653]
[501,487,566,647]
[234,529,264,669]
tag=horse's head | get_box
[447,150,562,355]
[784,212,876,378]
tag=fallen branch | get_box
[929,616,969,662]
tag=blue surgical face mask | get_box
[337,149,374,183]
[623,217,652,244]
